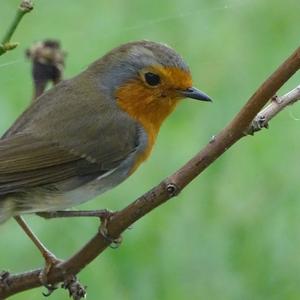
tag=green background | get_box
[1,0,300,299]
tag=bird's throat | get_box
[116,82,179,172]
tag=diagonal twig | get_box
[249,84,300,134]
[0,0,33,56]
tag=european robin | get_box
[0,40,211,223]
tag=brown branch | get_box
[1,46,300,298]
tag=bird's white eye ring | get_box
[144,72,161,86]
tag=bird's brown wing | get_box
[0,131,135,195]
[0,77,140,195]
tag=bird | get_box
[0,40,211,280]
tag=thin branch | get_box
[0,0,33,56]
[1,45,299,298]
[249,85,300,134]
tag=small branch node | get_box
[248,114,268,134]
[0,271,10,289]
[166,182,180,197]
[271,94,279,102]
[19,0,34,13]
[0,42,19,54]
[209,135,216,144]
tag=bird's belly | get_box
[62,168,122,207]
[13,166,129,215]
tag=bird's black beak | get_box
[179,87,212,102]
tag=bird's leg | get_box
[14,216,59,263]
[37,209,122,248]
[14,216,61,292]
[36,209,112,219]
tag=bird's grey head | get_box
[88,40,191,97]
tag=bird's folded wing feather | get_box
[0,78,139,195]
[0,130,136,195]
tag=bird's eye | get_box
[144,72,161,86]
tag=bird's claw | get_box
[98,211,122,249]
[39,253,62,296]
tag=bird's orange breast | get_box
[116,66,192,173]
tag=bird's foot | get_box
[39,254,87,299]
[98,210,122,249]
[39,252,62,296]
[37,209,122,248]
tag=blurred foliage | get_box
[1,0,300,299]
